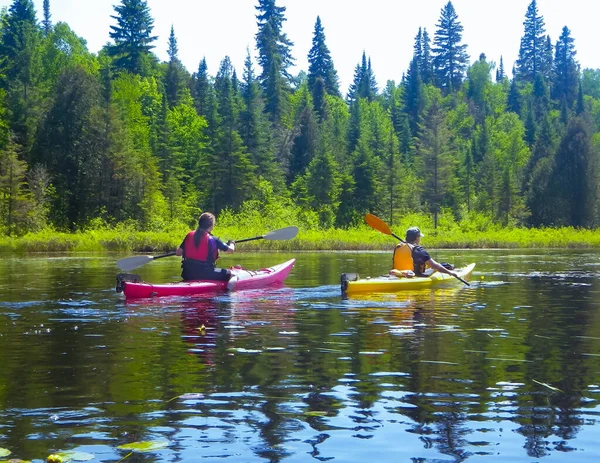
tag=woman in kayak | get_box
[176,212,235,282]
[392,227,458,278]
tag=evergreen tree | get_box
[307,16,340,98]
[0,138,31,235]
[507,73,521,115]
[496,56,506,82]
[107,0,157,75]
[192,58,218,139]
[42,0,51,36]
[541,35,553,80]
[164,25,189,108]
[421,28,434,85]
[288,84,318,183]
[0,0,43,152]
[417,92,456,228]
[432,1,469,93]
[346,52,377,102]
[552,26,579,110]
[209,56,256,211]
[551,117,598,227]
[255,0,294,122]
[239,49,282,188]
[0,0,39,83]
[515,0,546,83]
[402,56,424,137]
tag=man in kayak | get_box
[392,227,459,278]
[176,212,235,283]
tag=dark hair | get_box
[194,212,215,248]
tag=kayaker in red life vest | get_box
[175,212,235,282]
[392,227,459,278]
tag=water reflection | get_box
[0,251,598,461]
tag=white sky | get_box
[5,0,600,93]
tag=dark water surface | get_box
[0,250,599,462]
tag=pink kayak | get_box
[116,259,295,299]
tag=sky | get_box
[4,0,600,93]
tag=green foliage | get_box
[107,0,157,75]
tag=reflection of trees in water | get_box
[516,276,595,457]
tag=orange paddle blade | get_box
[365,213,392,235]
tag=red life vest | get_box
[183,231,218,263]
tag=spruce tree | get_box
[107,0,157,75]
[210,56,256,211]
[402,56,424,137]
[346,52,377,102]
[255,0,294,122]
[496,56,506,82]
[432,1,469,93]
[0,0,39,82]
[417,92,456,228]
[288,85,318,183]
[42,0,51,35]
[552,26,579,110]
[515,0,546,83]
[164,25,189,108]
[421,28,434,85]
[307,16,340,98]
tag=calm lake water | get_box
[0,249,599,462]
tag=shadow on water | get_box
[0,250,599,461]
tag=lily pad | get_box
[46,451,95,463]
[304,411,328,417]
[0,450,10,458]
[0,460,31,463]
[117,440,169,452]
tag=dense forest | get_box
[0,0,599,237]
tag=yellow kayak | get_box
[341,263,476,294]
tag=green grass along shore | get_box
[1,225,599,254]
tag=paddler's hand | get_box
[227,240,235,252]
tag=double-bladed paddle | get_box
[365,213,470,286]
[116,226,299,271]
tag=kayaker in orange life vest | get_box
[392,227,459,278]
[175,212,235,282]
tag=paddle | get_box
[365,213,470,286]
[116,226,299,271]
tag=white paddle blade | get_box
[264,226,299,241]
[117,255,155,271]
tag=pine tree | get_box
[107,0,157,75]
[432,1,469,93]
[515,0,546,83]
[255,0,294,122]
[42,0,51,35]
[541,35,553,80]
[552,26,579,110]
[307,16,340,98]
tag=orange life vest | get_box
[393,243,414,271]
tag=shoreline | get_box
[1,226,599,253]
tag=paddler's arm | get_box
[426,257,458,278]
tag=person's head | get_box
[405,226,424,244]
[198,212,215,232]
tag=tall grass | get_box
[1,220,599,254]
